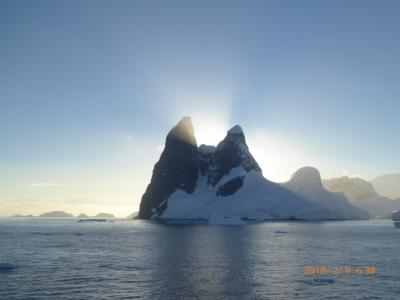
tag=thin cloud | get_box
[2,198,47,204]
[27,183,64,187]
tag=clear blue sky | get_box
[1,0,399,216]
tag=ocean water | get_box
[0,218,399,299]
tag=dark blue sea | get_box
[0,218,399,299]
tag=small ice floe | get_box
[31,232,54,236]
[78,219,106,223]
[0,263,17,270]
[208,216,246,225]
[391,211,400,221]
[312,277,335,284]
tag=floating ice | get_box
[0,263,17,270]
[208,215,246,225]
[313,277,335,284]
[391,211,400,221]
[275,230,289,234]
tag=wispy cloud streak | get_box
[27,183,64,187]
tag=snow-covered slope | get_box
[138,117,369,223]
[163,167,330,222]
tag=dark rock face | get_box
[211,126,261,185]
[138,117,199,219]
[198,126,261,187]
[216,176,245,196]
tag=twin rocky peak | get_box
[138,117,368,222]
[139,117,260,219]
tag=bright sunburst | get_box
[192,117,228,146]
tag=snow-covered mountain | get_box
[324,176,400,218]
[370,174,400,200]
[138,117,368,223]
[283,168,369,219]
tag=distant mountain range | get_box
[39,211,74,218]
[323,177,400,218]
[138,117,368,223]
[370,174,400,200]
[11,211,141,219]
[18,211,118,219]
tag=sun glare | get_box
[247,130,313,183]
[192,118,228,146]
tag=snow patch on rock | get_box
[198,144,216,154]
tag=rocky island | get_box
[139,117,369,224]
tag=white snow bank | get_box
[161,168,328,221]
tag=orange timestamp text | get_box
[304,265,377,276]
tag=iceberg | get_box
[391,211,400,221]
